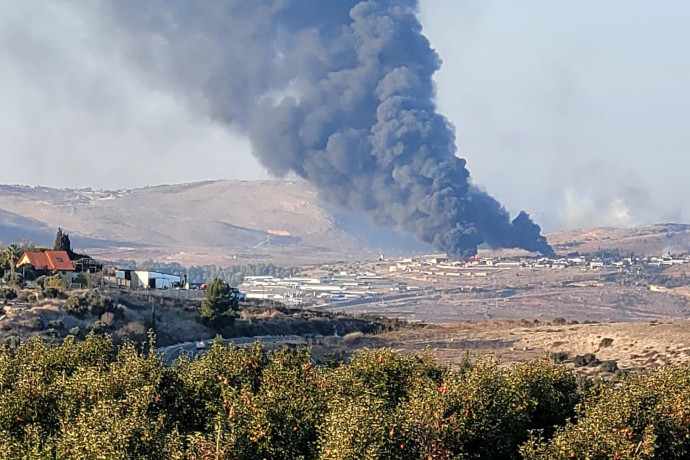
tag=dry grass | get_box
[343,331,365,344]
[344,320,690,377]
[100,312,116,327]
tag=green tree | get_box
[2,244,22,286]
[201,278,240,325]
[39,275,64,299]
[2,272,23,287]
[521,366,690,460]
[74,273,89,287]
[53,227,71,253]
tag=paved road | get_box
[323,287,467,310]
[156,335,308,364]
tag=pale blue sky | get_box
[421,0,690,229]
[0,1,688,230]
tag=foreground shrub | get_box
[26,317,44,331]
[64,294,88,317]
[574,353,598,367]
[600,338,614,348]
[551,351,569,363]
[88,320,108,334]
[2,273,24,287]
[86,294,116,318]
[601,360,619,373]
[43,287,62,299]
[64,293,118,318]
[521,366,690,460]
[2,336,690,459]
[396,359,578,460]
[42,276,64,299]
[35,275,47,289]
[318,348,447,459]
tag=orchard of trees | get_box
[0,334,690,459]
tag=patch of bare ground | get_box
[0,290,391,348]
[334,320,690,378]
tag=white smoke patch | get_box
[0,0,266,189]
[561,189,634,229]
[260,80,305,107]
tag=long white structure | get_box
[132,270,181,289]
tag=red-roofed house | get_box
[17,251,75,284]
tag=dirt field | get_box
[338,320,690,378]
[322,263,690,324]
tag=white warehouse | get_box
[118,270,181,289]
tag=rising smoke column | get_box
[96,0,554,259]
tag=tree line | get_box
[0,334,689,459]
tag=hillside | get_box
[547,223,690,255]
[0,180,689,266]
[0,181,426,265]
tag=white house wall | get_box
[133,271,150,289]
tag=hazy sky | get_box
[1,1,688,231]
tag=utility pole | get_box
[150,296,156,331]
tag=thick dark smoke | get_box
[95,0,554,259]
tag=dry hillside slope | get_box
[1,181,689,265]
[0,181,423,265]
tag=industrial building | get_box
[115,269,182,289]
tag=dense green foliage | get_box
[1,244,22,283]
[1,335,690,459]
[64,293,117,319]
[51,228,89,261]
[521,366,690,459]
[200,278,240,326]
[114,260,299,285]
[53,228,71,254]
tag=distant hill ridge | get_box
[0,180,424,265]
[0,180,688,265]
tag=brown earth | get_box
[336,319,690,378]
[0,290,391,348]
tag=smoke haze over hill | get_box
[2,1,689,240]
[77,0,552,258]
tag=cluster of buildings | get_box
[238,272,412,306]
[646,254,690,266]
[7,249,185,291]
[385,252,690,278]
[12,247,690,302]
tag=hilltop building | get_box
[16,250,75,284]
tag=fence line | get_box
[141,289,205,300]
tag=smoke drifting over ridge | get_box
[97,0,554,258]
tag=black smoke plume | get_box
[96,0,554,259]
